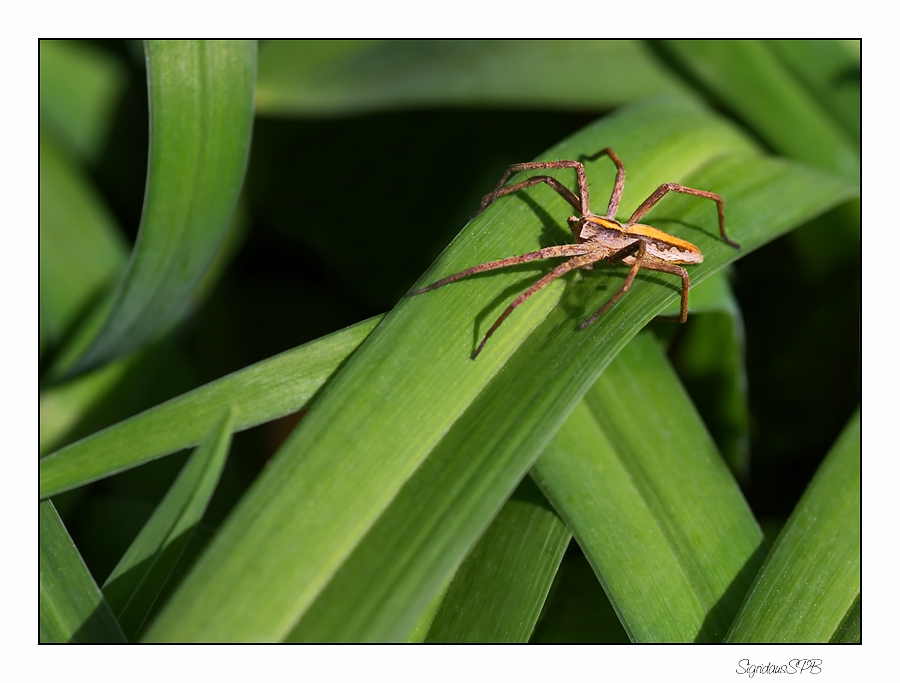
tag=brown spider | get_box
[409,148,739,358]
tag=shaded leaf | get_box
[40,500,126,643]
[423,477,570,643]
[257,40,688,116]
[103,410,234,640]
[726,409,860,642]
[39,40,128,161]
[39,133,128,350]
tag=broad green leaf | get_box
[102,410,234,640]
[39,133,128,349]
[39,40,127,161]
[59,40,257,376]
[40,316,381,498]
[40,500,126,643]
[423,477,570,643]
[726,409,860,642]
[143,95,856,642]
[256,40,688,116]
[532,332,764,642]
[663,40,859,180]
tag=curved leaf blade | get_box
[61,40,256,376]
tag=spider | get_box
[408,148,740,359]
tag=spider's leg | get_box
[628,183,739,249]
[643,259,691,324]
[407,243,594,296]
[475,159,591,217]
[473,251,606,359]
[581,147,626,219]
[579,240,647,328]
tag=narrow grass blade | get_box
[424,477,571,643]
[102,410,234,640]
[39,39,127,161]
[39,133,128,349]
[40,500,126,643]
[663,40,858,180]
[256,40,688,116]
[143,95,857,642]
[59,40,257,376]
[40,316,380,498]
[532,332,764,642]
[726,409,860,642]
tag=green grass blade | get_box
[256,40,688,116]
[59,40,256,376]
[40,500,126,643]
[726,409,860,642]
[39,316,380,498]
[423,477,571,643]
[102,410,234,641]
[765,40,860,144]
[532,332,764,642]
[143,95,857,642]
[39,40,127,161]
[663,40,858,180]
[39,133,128,350]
